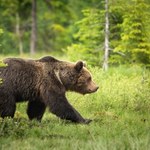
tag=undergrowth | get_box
[0,65,150,150]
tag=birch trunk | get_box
[30,0,37,55]
[103,0,109,71]
[16,13,23,55]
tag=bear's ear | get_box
[83,61,86,67]
[75,61,84,72]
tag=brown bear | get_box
[0,56,98,124]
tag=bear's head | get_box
[57,61,99,95]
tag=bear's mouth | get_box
[87,86,99,94]
[81,87,99,95]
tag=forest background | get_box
[0,0,150,68]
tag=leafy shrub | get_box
[65,8,105,66]
[65,44,104,66]
[0,59,7,84]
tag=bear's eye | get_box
[87,77,91,81]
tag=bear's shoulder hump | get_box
[38,56,59,63]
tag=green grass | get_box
[0,64,150,150]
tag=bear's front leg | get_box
[47,93,92,124]
[27,100,46,121]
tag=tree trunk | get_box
[103,0,109,71]
[30,0,37,55]
[16,13,23,55]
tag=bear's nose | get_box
[95,86,99,91]
[91,86,99,93]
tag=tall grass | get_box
[0,65,150,150]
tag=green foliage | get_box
[0,28,3,48]
[37,0,101,53]
[0,60,7,67]
[0,0,31,54]
[0,79,2,85]
[0,0,99,54]
[0,66,150,149]
[66,8,105,66]
[37,0,71,52]
[66,0,150,66]
[0,29,3,34]
[65,44,103,66]
[0,0,150,66]
[0,60,7,84]
[114,0,150,64]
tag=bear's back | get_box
[4,58,34,69]
[0,58,42,86]
[0,58,44,101]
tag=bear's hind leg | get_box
[0,96,16,118]
[27,100,46,121]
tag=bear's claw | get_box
[83,119,92,124]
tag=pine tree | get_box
[115,0,150,64]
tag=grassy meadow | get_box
[0,55,150,150]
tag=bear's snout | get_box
[88,86,99,93]
[87,80,99,93]
[94,86,99,92]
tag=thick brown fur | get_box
[0,56,98,124]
